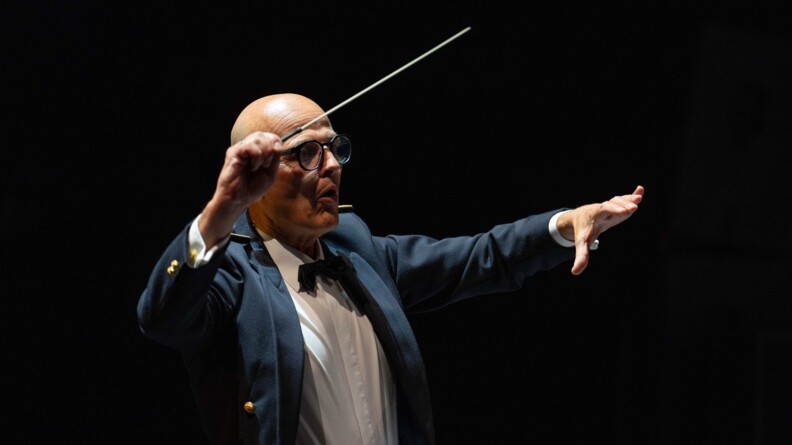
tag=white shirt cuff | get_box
[188,214,229,267]
[549,210,575,248]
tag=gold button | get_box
[243,401,255,415]
[166,259,180,277]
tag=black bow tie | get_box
[297,254,352,292]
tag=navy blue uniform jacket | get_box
[137,209,574,444]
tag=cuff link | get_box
[166,259,180,277]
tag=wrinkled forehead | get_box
[266,98,324,133]
[278,115,333,138]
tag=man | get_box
[137,93,644,444]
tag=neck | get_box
[249,212,321,259]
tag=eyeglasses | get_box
[280,134,352,171]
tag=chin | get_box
[317,202,339,217]
[323,213,340,228]
[313,220,339,239]
[314,208,339,227]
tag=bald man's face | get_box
[258,122,343,242]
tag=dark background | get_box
[3,1,791,444]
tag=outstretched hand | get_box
[558,185,645,275]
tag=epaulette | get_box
[230,233,253,244]
[339,204,354,213]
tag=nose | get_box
[318,145,342,174]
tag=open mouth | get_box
[317,187,338,202]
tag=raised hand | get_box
[199,132,282,248]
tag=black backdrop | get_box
[4,2,791,444]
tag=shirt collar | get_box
[255,228,325,293]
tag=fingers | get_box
[606,185,644,205]
[215,132,283,207]
[571,242,590,275]
[568,185,644,276]
[599,186,642,219]
[570,223,596,275]
[601,196,639,215]
[234,132,283,171]
[610,185,644,209]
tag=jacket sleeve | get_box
[136,220,243,353]
[371,209,575,313]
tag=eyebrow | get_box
[291,134,338,147]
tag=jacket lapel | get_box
[336,249,435,444]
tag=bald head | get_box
[231,93,328,144]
